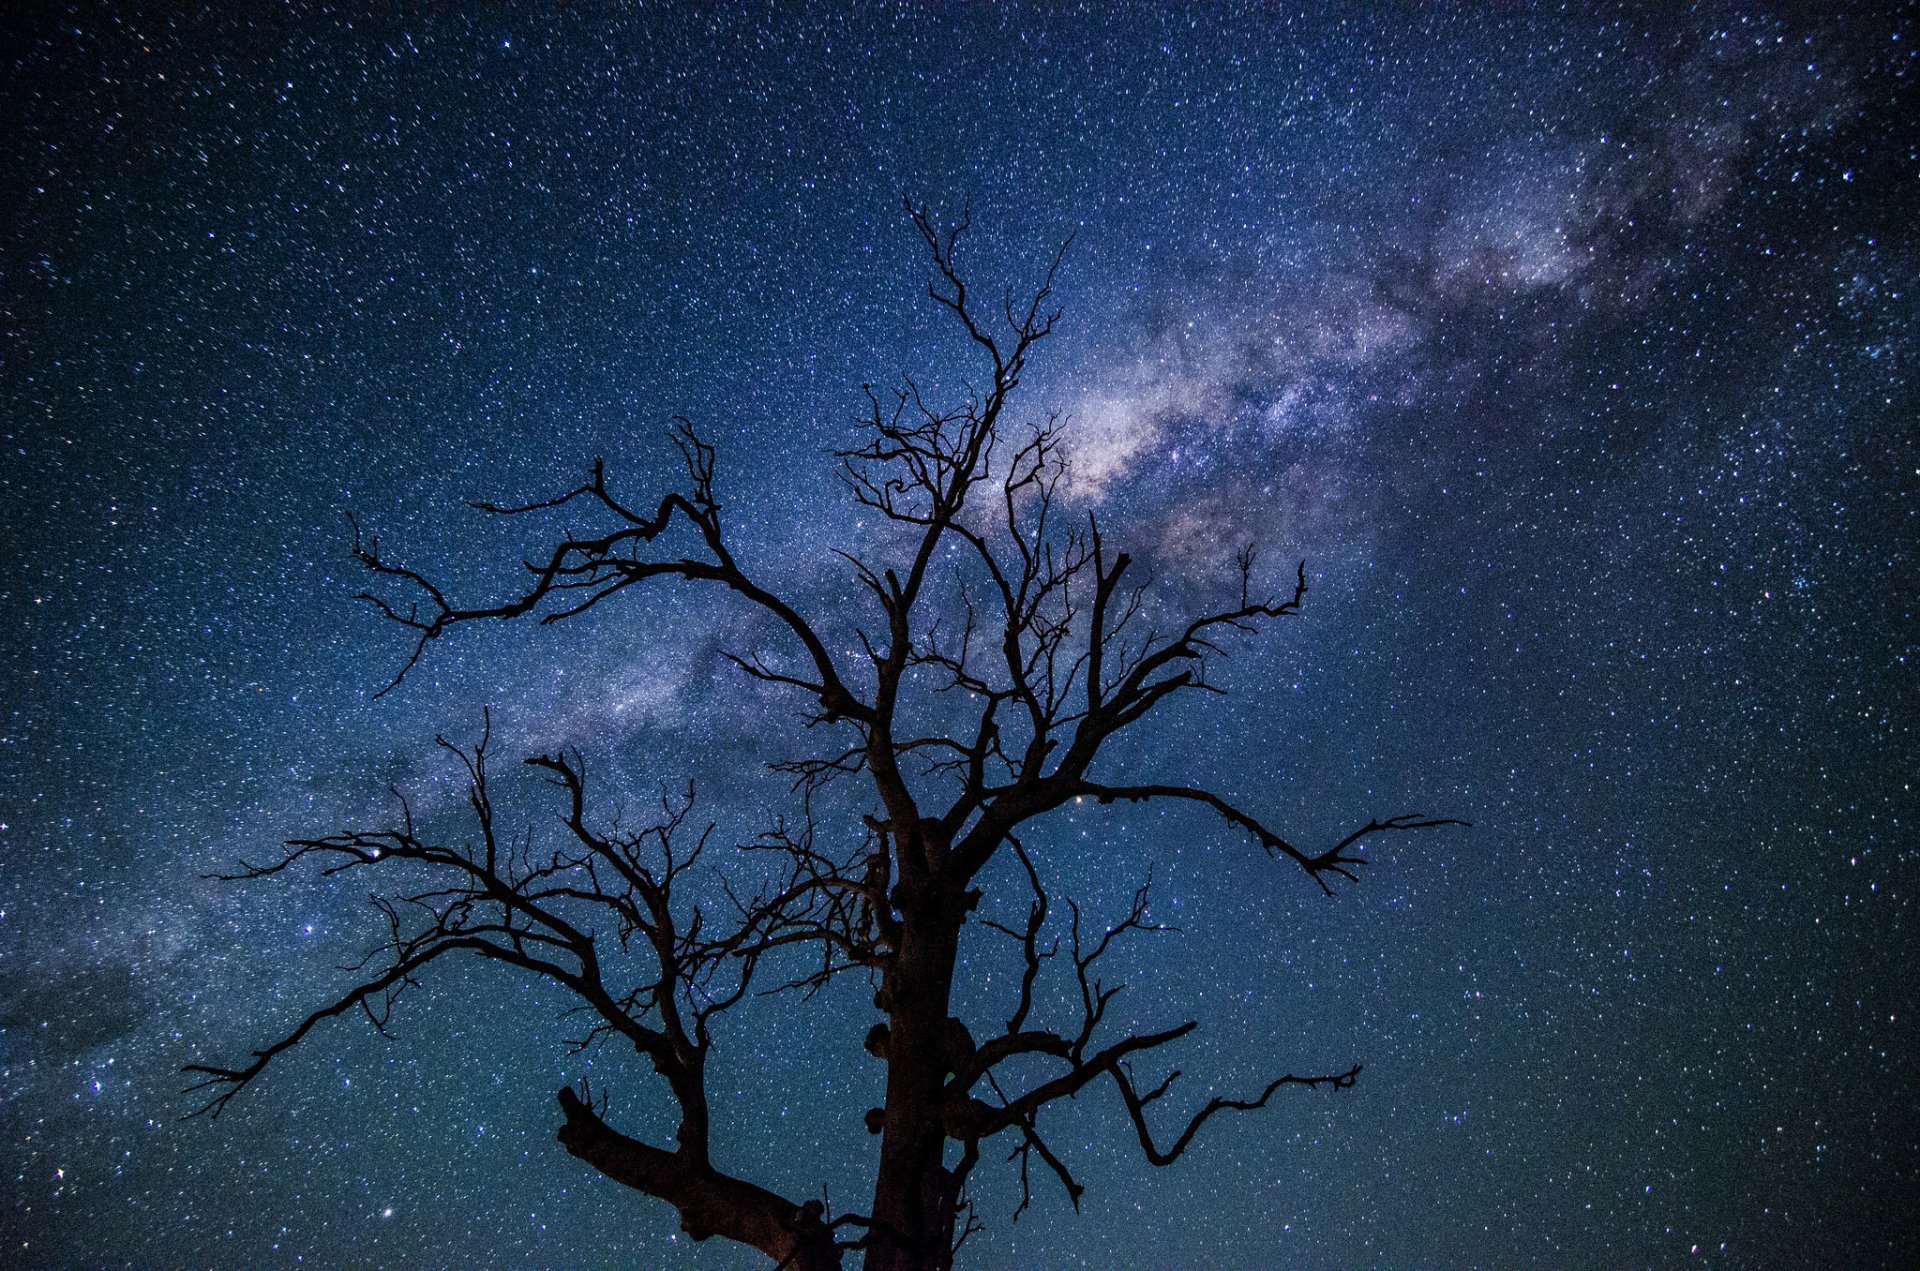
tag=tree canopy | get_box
[188,204,1461,1270]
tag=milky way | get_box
[3,5,1914,1266]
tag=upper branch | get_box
[1075,783,1468,894]
[1078,556,1310,749]
[907,199,1070,390]
[829,206,1075,850]
[945,553,1318,882]
[353,423,871,729]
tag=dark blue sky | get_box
[4,4,1914,1266]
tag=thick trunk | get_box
[863,894,967,1271]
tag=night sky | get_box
[4,4,1916,1267]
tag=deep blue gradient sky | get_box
[4,4,1915,1266]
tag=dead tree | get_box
[187,203,1463,1270]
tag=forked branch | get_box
[1111,1060,1363,1167]
[1077,783,1468,894]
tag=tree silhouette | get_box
[187,204,1463,1271]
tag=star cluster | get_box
[3,4,1914,1266]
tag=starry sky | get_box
[3,3,1915,1266]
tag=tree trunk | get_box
[863,892,966,1271]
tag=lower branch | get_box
[555,1086,841,1270]
[1112,1061,1362,1166]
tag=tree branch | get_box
[352,424,873,731]
[1110,1061,1363,1167]
[1075,783,1468,894]
[556,1085,840,1269]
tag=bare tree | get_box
[187,203,1463,1271]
